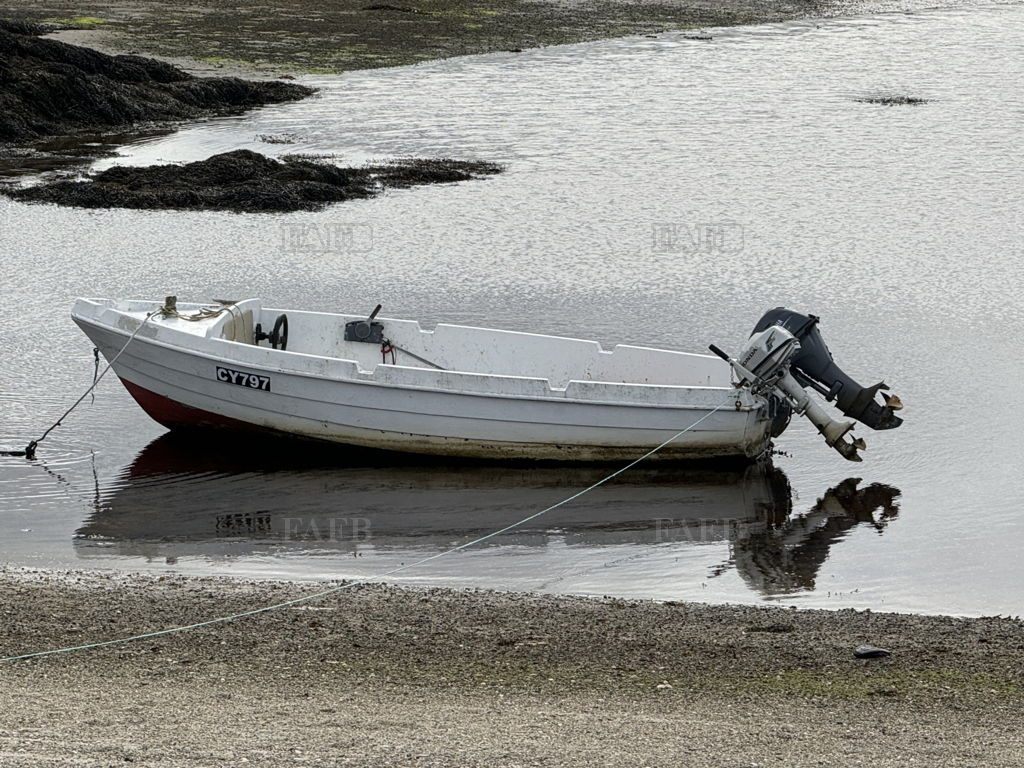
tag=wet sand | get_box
[1,569,1022,766]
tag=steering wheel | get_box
[269,313,288,351]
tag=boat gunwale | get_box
[72,301,762,413]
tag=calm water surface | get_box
[1,3,1022,616]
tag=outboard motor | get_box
[710,309,903,462]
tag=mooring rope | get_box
[89,347,100,405]
[7,299,238,459]
[15,309,163,460]
[0,399,733,663]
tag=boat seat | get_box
[221,308,255,344]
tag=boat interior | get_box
[97,298,731,389]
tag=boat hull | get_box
[73,300,775,462]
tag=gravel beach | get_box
[1,569,1022,766]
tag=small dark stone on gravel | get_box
[854,644,892,658]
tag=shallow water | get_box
[1,3,1022,616]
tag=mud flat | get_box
[0,569,1022,766]
[0,0,843,75]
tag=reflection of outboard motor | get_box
[730,478,901,594]
[710,308,903,461]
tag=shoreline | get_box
[1,569,1022,765]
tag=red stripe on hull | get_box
[121,379,255,432]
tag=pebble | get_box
[854,644,891,659]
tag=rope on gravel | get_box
[0,399,734,663]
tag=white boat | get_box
[71,298,902,462]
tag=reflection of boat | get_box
[76,435,900,596]
[75,432,791,558]
[72,299,902,461]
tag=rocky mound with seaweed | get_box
[0,20,312,145]
[4,149,503,211]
